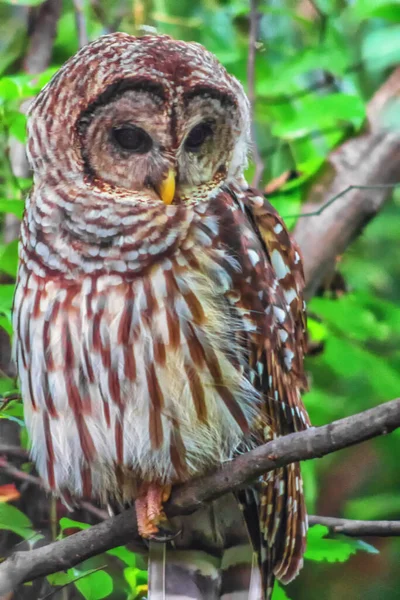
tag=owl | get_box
[13,33,310,599]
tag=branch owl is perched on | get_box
[13,33,310,599]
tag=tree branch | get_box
[72,0,89,49]
[294,67,400,298]
[1,397,400,593]
[4,457,397,539]
[23,0,62,75]
[0,445,29,460]
[308,516,400,537]
[247,0,264,188]
[0,457,109,522]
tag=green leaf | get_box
[349,0,400,21]
[270,188,302,230]
[0,314,12,337]
[309,294,390,342]
[305,525,377,563]
[124,567,137,594]
[0,0,46,5]
[0,393,25,426]
[0,240,19,278]
[47,571,76,586]
[107,546,136,567]
[0,399,24,420]
[53,11,79,57]
[0,284,15,312]
[0,199,24,218]
[124,567,148,594]
[74,569,113,600]
[345,493,400,521]
[0,78,21,101]
[8,111,27,142]
[272,583,291,599]
[0,502,31,528]
[59,517,91,534]
[256,46,349,96]
[26,67,59,94]
[301,460,318,514]
[362,25,400,71]
[307,317,328,343]
[0,379,18,398]
[0,502,42,544]
[272,94,365,140]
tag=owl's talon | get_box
[135,483,172,538]
[150,527,182,543]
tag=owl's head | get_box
[28,33,251,205]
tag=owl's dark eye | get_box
[111,124,153,153]
[185,122,213,152]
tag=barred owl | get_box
[13,33,310,599]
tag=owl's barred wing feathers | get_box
[223,186,310,597]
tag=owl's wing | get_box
[228,186,310,598]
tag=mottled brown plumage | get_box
[13,33,310,599]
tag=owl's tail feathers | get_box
[220,546,264,600]
[261,462,307,585]
[147,544,262,600]
[238,462,307,599]
[237,488,275,600]
[147,540,166,600]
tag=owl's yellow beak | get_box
[156,169,175,205]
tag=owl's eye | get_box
[185,122,213,152]
[111,124,153,153]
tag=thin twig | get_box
[0,446,29,460]
[0,458,108,522]
[23,0,62,74]
[0,458,42,488]
[306,0,328,42]
[247,0,264,188]
[90,0,114,34]
[282,183,400,219]
[1,397,400,592]
[73,0,89,49]
[308,516,400,537]
[39,565,107,600]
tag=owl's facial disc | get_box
[78,83,241,202]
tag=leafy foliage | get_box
[0,502,42,545]
[0,1,400,600]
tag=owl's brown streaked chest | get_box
[14,249,261,500]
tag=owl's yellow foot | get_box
[135,483,172,538]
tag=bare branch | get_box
[1,397,400,593]
[294,66,400,299]
[308,516,400,537]
[23,0,62,75]
[247,0,264,188]
[73,0,89,49]
[0,458,42,488]
[0,458,108,521]
[0,446,28,460]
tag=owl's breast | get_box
[14,251,260,502]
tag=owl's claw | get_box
[135,483,172,538]
[150,527,182,543]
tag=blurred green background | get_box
[1,0,400,599]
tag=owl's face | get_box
[28,34,251,206]
[78,82,242,202]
